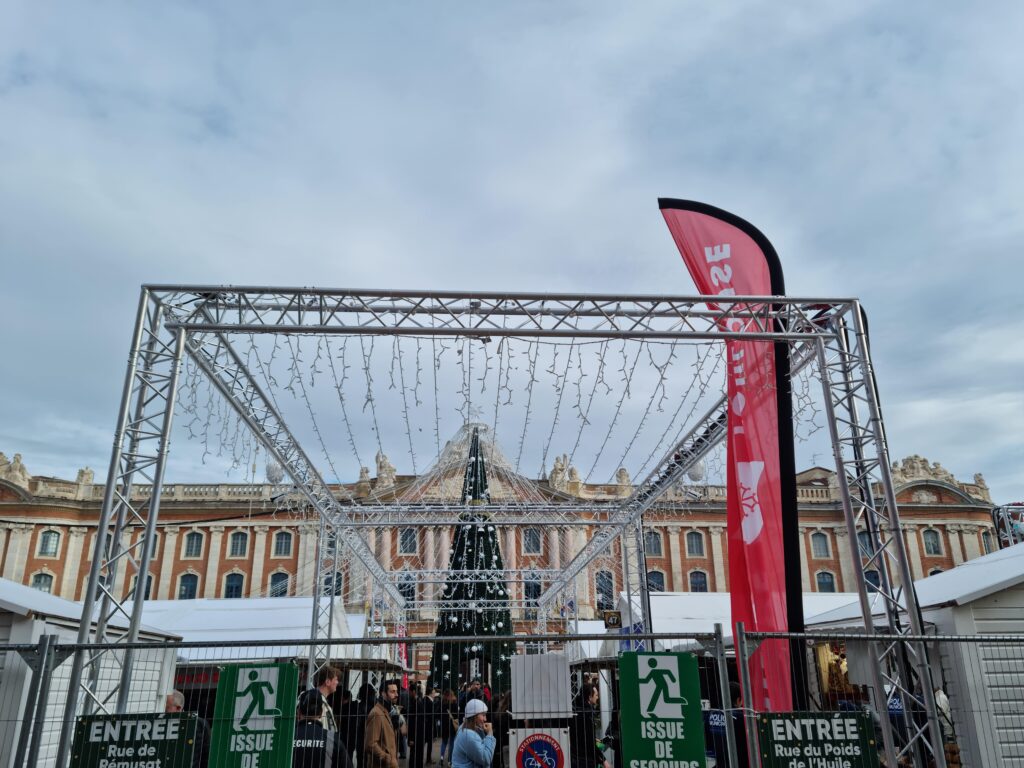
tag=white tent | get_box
[134,596,368,664]
[0,578,179,768]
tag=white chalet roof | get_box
[134,597,366,662]
[806,542,1024,627]
[0,577,177,638]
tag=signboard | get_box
[619,652,706,768]
[603,611,622,629]
[510,728,570,768]
[70,713,197,768]
[756,712,879,768]
[209,662,299,768]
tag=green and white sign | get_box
[618,652,706,768]
[209,662,298,768]
[756,712,879,768]
[70,713,197,768]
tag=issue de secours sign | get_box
[756,712,879,768]
[70,713,198,768]
[618,652,707,768]
[209,662,299,768]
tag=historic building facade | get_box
[0,450,999,622]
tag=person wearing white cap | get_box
[451,698,496,768]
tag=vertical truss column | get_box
[309,516,342,685]
[816,307,945,768]
[58,291,185,765]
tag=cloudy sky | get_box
[2,2,1022,503]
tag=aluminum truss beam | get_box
[151,286,853,341]
[816,308,946,768]
[57,293,185,764]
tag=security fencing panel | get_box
[741,630,1024,768]
[2,631,745,768]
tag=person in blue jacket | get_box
[452,698,496,768]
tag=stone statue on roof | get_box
[0,453,30,488]
[375,451,397,490]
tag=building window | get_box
[596,570,615,611]
[857,530,873,557]
[399,528,418,555]
[644,531,663,557]
[399,572,416,604]
[523,528,542,555]
[865,570,881,592]
[269,572,290,597]
[689,571,709,593]
[224,573,244,599]
[811,532,831,559]
[178,574,198,600]
[143,533,158,559]
[31,573,54,593]
[229,531,248,558]
[646,571,666,592]
[273,531,292,557]
[38,530,60,557]
[686,531,705,557]
[922,529,943,556]
[323,571,343,597]
[816,572,836,593]
[184,531,203,559]
[929,568,944,576]
[524,572,542,619]
[982,530,995,554]
[132,574,153,600]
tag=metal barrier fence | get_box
[740,629,1024,768]
[4,629,1023,768]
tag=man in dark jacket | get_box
[407,684,434,768]
[294,689,351,768]
[570,684,609,768]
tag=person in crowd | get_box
[364,680,400,768]
[729,683,749,768]
[603,712,621,768]
[355,683,377,768]
[452,699,495,768]
[310,666,341,732]
[338,689,358,766]
[427,687,441,765]
[570,683,609,768]
[294,689,352,768]
[408,683,435,768]
[166,689,210,768]
[489,691,512,768]
[390,683,408,759]
[438,689,460,768]
[459,679,482,719]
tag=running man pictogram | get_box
[238,669,281,730]
[638,657,688,718]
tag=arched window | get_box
[273,531,292,557]
[524,571,542,619]
[982,530,995,554]
[523,528,542,555]
[811,532,831,559]
[269,572,290,597]
[689,571,709,593]
[596,570,615,611]
[142,532,159,559]
[922,529,942,556]
[815,572,836,593]
[31,573,54,593]
[865,570,881,592]
[399,571,416,604]
[132,574,153,600]
[399,528,418,555]
[229,531,248,557]
[224,573,244,599]
[856,530,873,557]
[184,531,203,558]
[929,568,944,576]
[646,571,666,592]
[323,571,344,597]
[644,531,663,557]
[38,530,60,557]
[686,531,705,557]
[178,573,198,600]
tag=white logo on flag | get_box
[737,461,765,544]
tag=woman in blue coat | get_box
[452,699,496,768]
